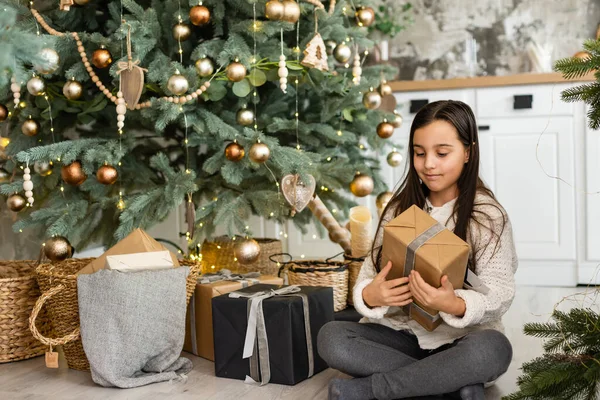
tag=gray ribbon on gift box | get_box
[188,270,262,355]
[403,221,490,323]
[228,285,314,386]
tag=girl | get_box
[317,100,517,400]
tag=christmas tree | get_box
[504,43,600,400]
[0,0,403,251]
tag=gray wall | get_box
[379,0,600,80]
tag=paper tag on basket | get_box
[45,351,59,368]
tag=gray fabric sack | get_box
[77,267,193,388]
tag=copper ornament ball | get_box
[376,121,395,139]
[226,62,247,82]
[265,0,285,20]
[376,191,393,210]
[63,79,83,100]
[350,174,374,197]
[355,7,375,27]
[21,119,40,137]
[173,23,192,41]
[0,104,7,122]
[189,5,211,26]
[0,167,10,183]
[92,48,113,69]
[97,165,118,185]
[7,193,27,212]
[44,236,73,262]
[249,142,271,164]
[225,142,245,162]
[34,161,54,177]
[281,0,301,23]
[234,238,261,265]
[61,160,87,186]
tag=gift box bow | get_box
[228,285,314,386]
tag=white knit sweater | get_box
[353,193,518,350]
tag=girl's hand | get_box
[362,261,413,308]
[408,271,466,317]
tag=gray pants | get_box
[317,321,512,400]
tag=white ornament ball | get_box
[23,180,33,191]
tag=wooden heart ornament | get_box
[281,174,316,216]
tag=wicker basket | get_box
[0,260,52,363]
[29,258,201,371]
[344,254,365,307]
[201,236,283,275]
[281,254,349,312]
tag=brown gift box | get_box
[77,228,180,275]
[382,205,469,331]
[183,275,284,361]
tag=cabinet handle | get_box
[478,125,490,131]
[513,94,533,109]
[410,99,429,114]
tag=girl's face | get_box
[413,120,469,198]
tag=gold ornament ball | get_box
[378,82,393,97]
[27,76,46,96]
[363,89,382,110]
[63,79,83,100]
[21,119,40,137]
[92,48,112,69]
[325,40,337,56]
[173,23,192,41]
[34,161,54,177]
[574,51,592,60]
[249,142,271,164]
[376,121,395,139]
[265,0,284,20]
[234,238,261,265]
[226,62,247,82]
[61,160,87,186]
[391,112,403,128]
[355,7,375,27]
[225,142,245,162]
[44,236,73,262]
[195,58,214,77]
[0,167,9,183]
[333,43,352,63]
[167,73,189,95]
[0,137,9,150]
[236,107,254,126]
[281,0,301,23]
[0,104,7,122]
[387,150,403,167]
[7,194,27,212]
[18,101,26,109]
[97,165,118,185]
[189,5,211,26]
[350,174,374,197]
[376,191,393,210]
[36,48,60,74]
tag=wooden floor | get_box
[0,285,589,400]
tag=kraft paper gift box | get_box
[382,205,469,331]
[212,284,334,385]
[78,228,179,275]
[183,274,284,361]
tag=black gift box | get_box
[212,284,334,385]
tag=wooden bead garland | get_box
[116,91,126,130]
[11,77,21,109]
[30,7,214,110]
[278,54,288,93]
[23,166,34,205]
[352,50,361,85]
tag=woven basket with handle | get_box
[274,253,349,312]
[200,236,283,275]
[343,253,365,306]
[29,258,200,371]
[0,260,52,363]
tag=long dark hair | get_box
[371,100,506,272]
